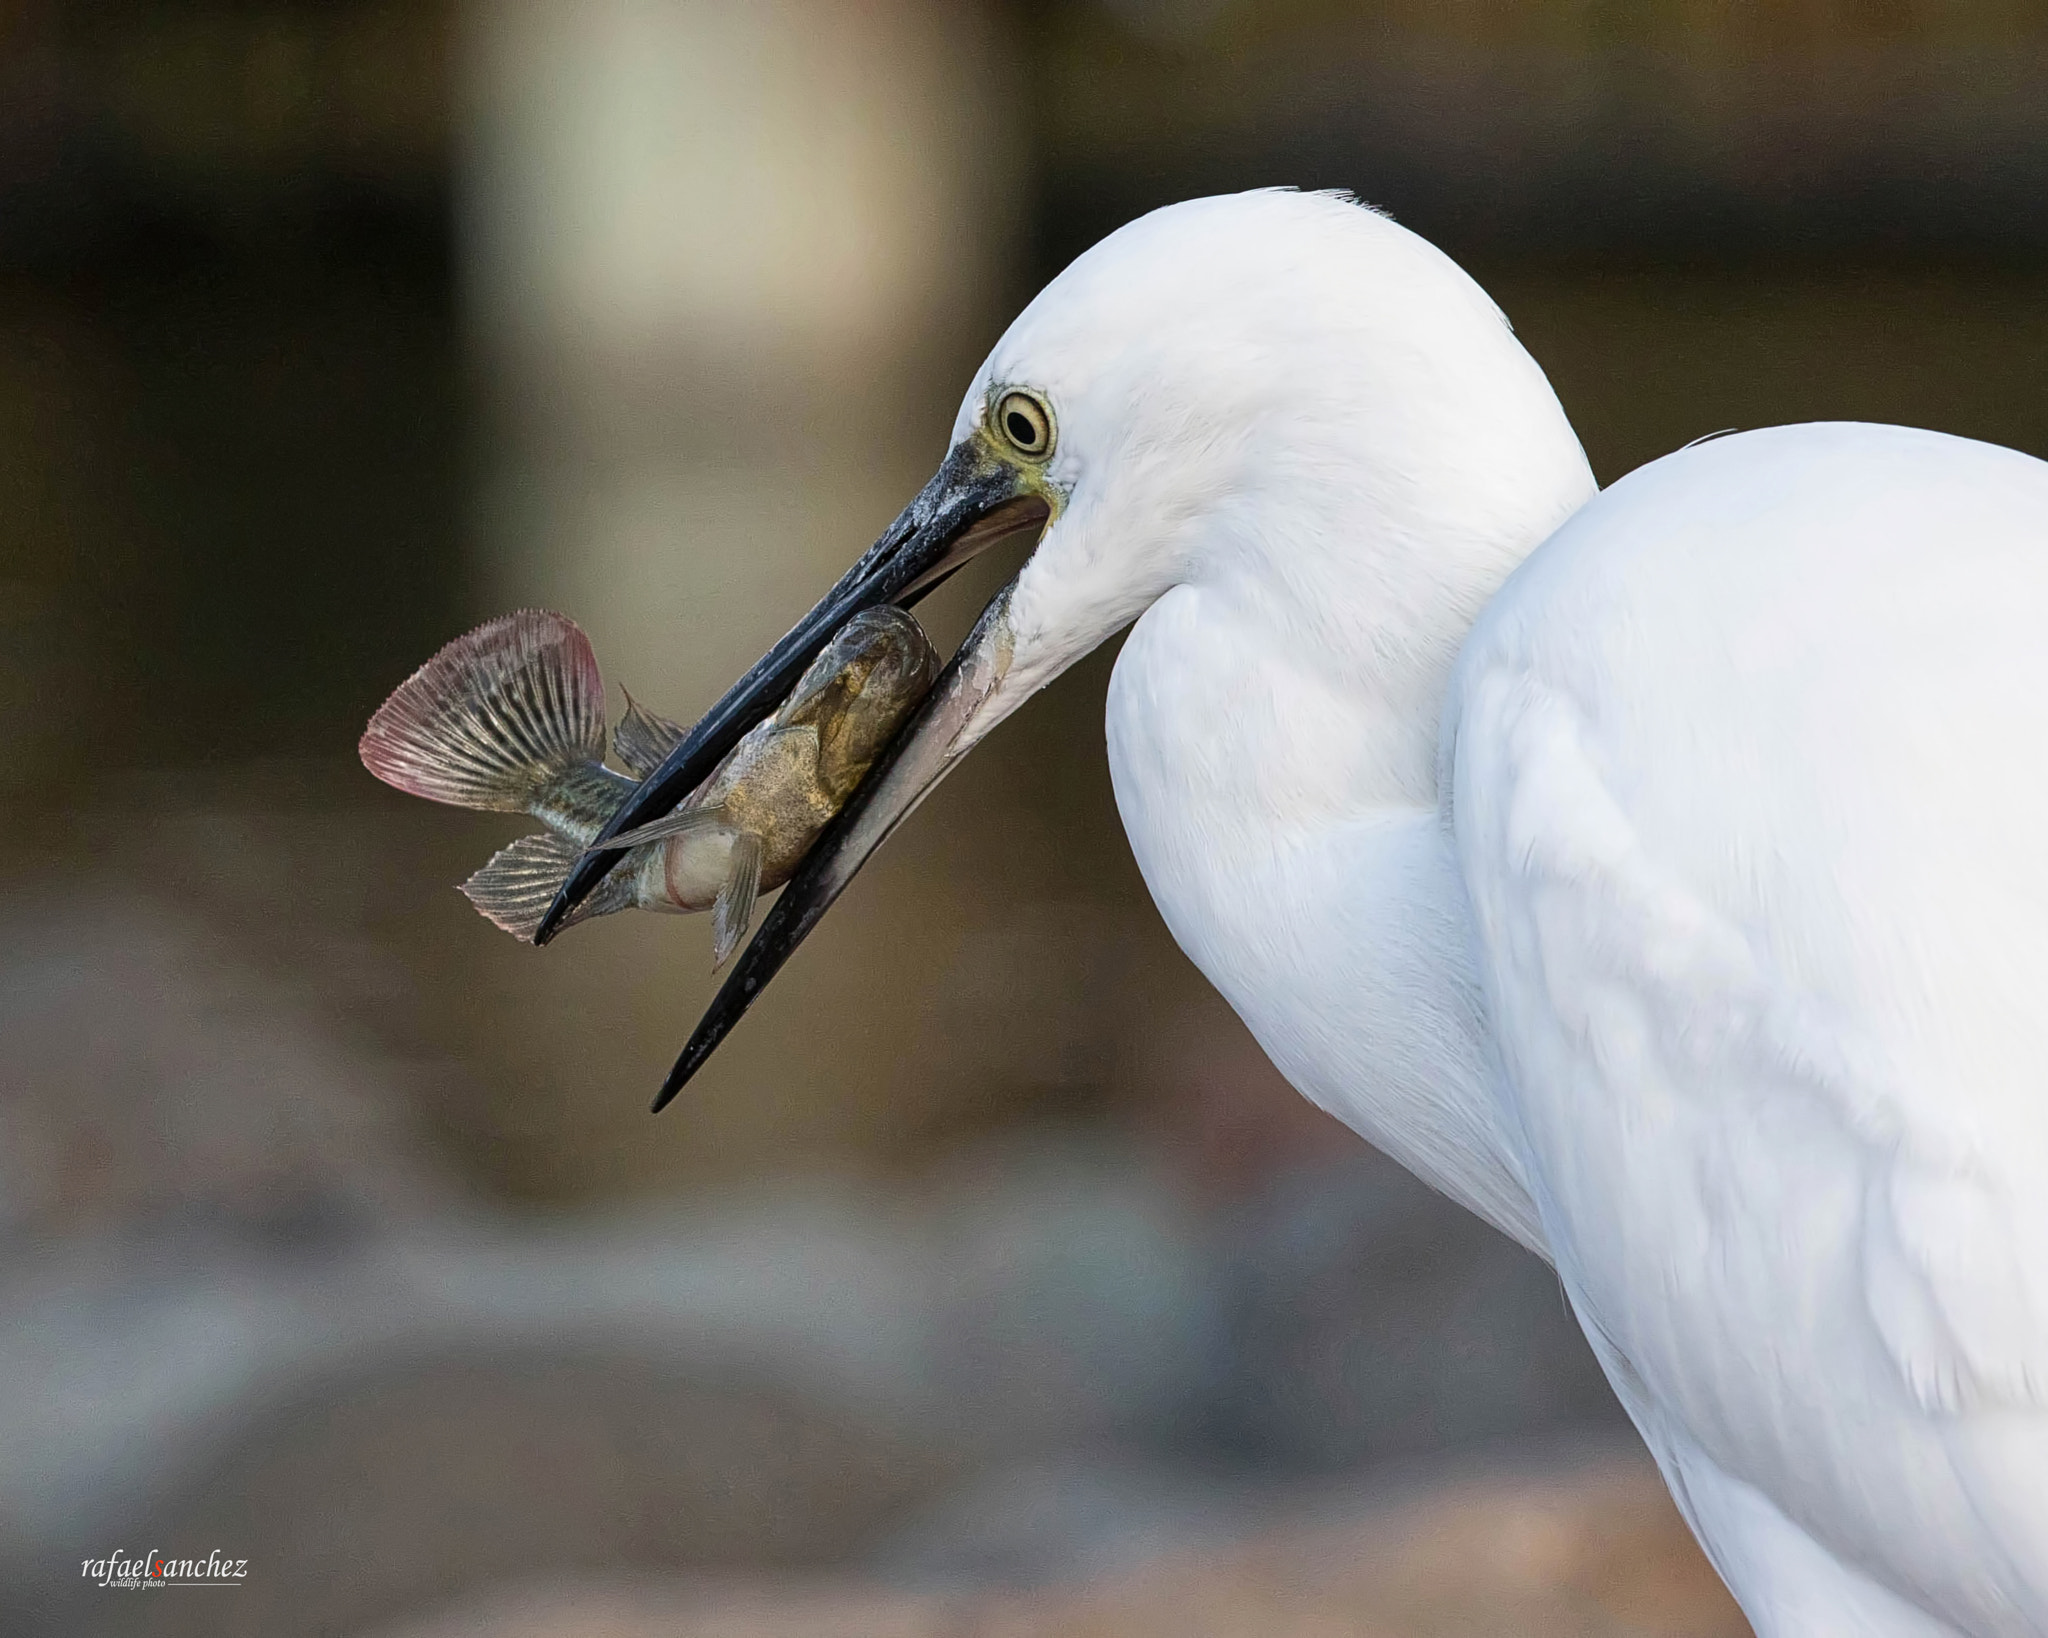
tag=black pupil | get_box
[1006,408,1038,447]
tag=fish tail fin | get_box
[360,610,607,813]
[461,831,635,943]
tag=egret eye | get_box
[995,390,1053,459]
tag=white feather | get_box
[958,189,2048,1633]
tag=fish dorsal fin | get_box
[361,610,607,812]
[711,831,763,968]
[614,688,687,780]
[461,831,634,943]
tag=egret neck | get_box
[1101,303,1597,1256]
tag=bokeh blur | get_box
[6,2,2046,1633]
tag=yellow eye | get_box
[994,389,1053,459]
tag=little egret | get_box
[545,190,2048,1633]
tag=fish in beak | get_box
[359,605,946,964]
[533,433,1059,1108]
[652,576,1026,1109]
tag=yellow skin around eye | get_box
[994,389,1053,459]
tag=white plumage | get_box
[1454,424,2048,1632]
[940,189,2048,1632]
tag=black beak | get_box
[533,440,1045,947]
[652,579,1023,1110]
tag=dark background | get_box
[3,3,2043,1634]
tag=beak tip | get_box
[649,1071,683,1114]
[650,1041,707,1113]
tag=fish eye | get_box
[994,389,1053,459]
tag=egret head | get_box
[537,189,1588,1104]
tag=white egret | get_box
[545,189,2048,1633]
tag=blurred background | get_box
[4,2,2045,1634]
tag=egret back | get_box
[1450,421,2048,1632]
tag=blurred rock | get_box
[874,1452,1250,1589]
[372,1450,1747,1637]
[982,1452,1746,1637]
[1202,1148,1621,1468]
[0,868,1638,1638]
[381,1581,954,1638]
[0,882,460,1245]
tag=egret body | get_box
[553,190,2048,1633]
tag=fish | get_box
[359,604,939,963]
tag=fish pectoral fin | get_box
[584,802,730,852]
[711,831,764,969]
[613,688,687,780]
